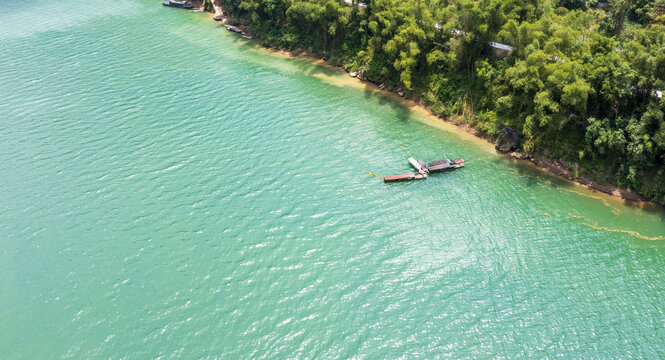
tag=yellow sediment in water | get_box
[569,214,665,241]
[558,188,622,215]
[508,157,651,210]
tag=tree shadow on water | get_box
[229,39,415,123]
[360,87,412,123]
[506,155,665,219]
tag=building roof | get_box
[489,42,515,51]
[343,0,366,7]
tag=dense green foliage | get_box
[213,0,665,202]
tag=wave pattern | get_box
[1,0,665,358]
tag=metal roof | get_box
[489,42,514,51]
[343,0,366,7]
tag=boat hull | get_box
[427,158,465,173]
[384,173,427,183]
[162,1,193,8]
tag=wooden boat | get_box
[384,173,427,183]
[427,158,465,173]
[408,157,429,175]
[162,0,193,8]
[381,156,464,183]
[225,25,243,33]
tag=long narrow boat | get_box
[427,158,465,173]
[225,25,243,33]
[384,173,427,183]
[162,0,193,9]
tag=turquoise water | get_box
[1,0,665,357]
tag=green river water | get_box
[1,0,665,358]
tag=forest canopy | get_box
[214,0,665,202]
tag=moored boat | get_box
[427,158,465,173]
[381,156,464,183]
[408,157,429,175]
[225,25,243,33]
[384,173,427,183]
[162,0,193,9]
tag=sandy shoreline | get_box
[193,2,654,206]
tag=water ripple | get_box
[1,0,665,358]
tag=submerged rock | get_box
[510,151,526,159]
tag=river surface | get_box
[2,0,665,358]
